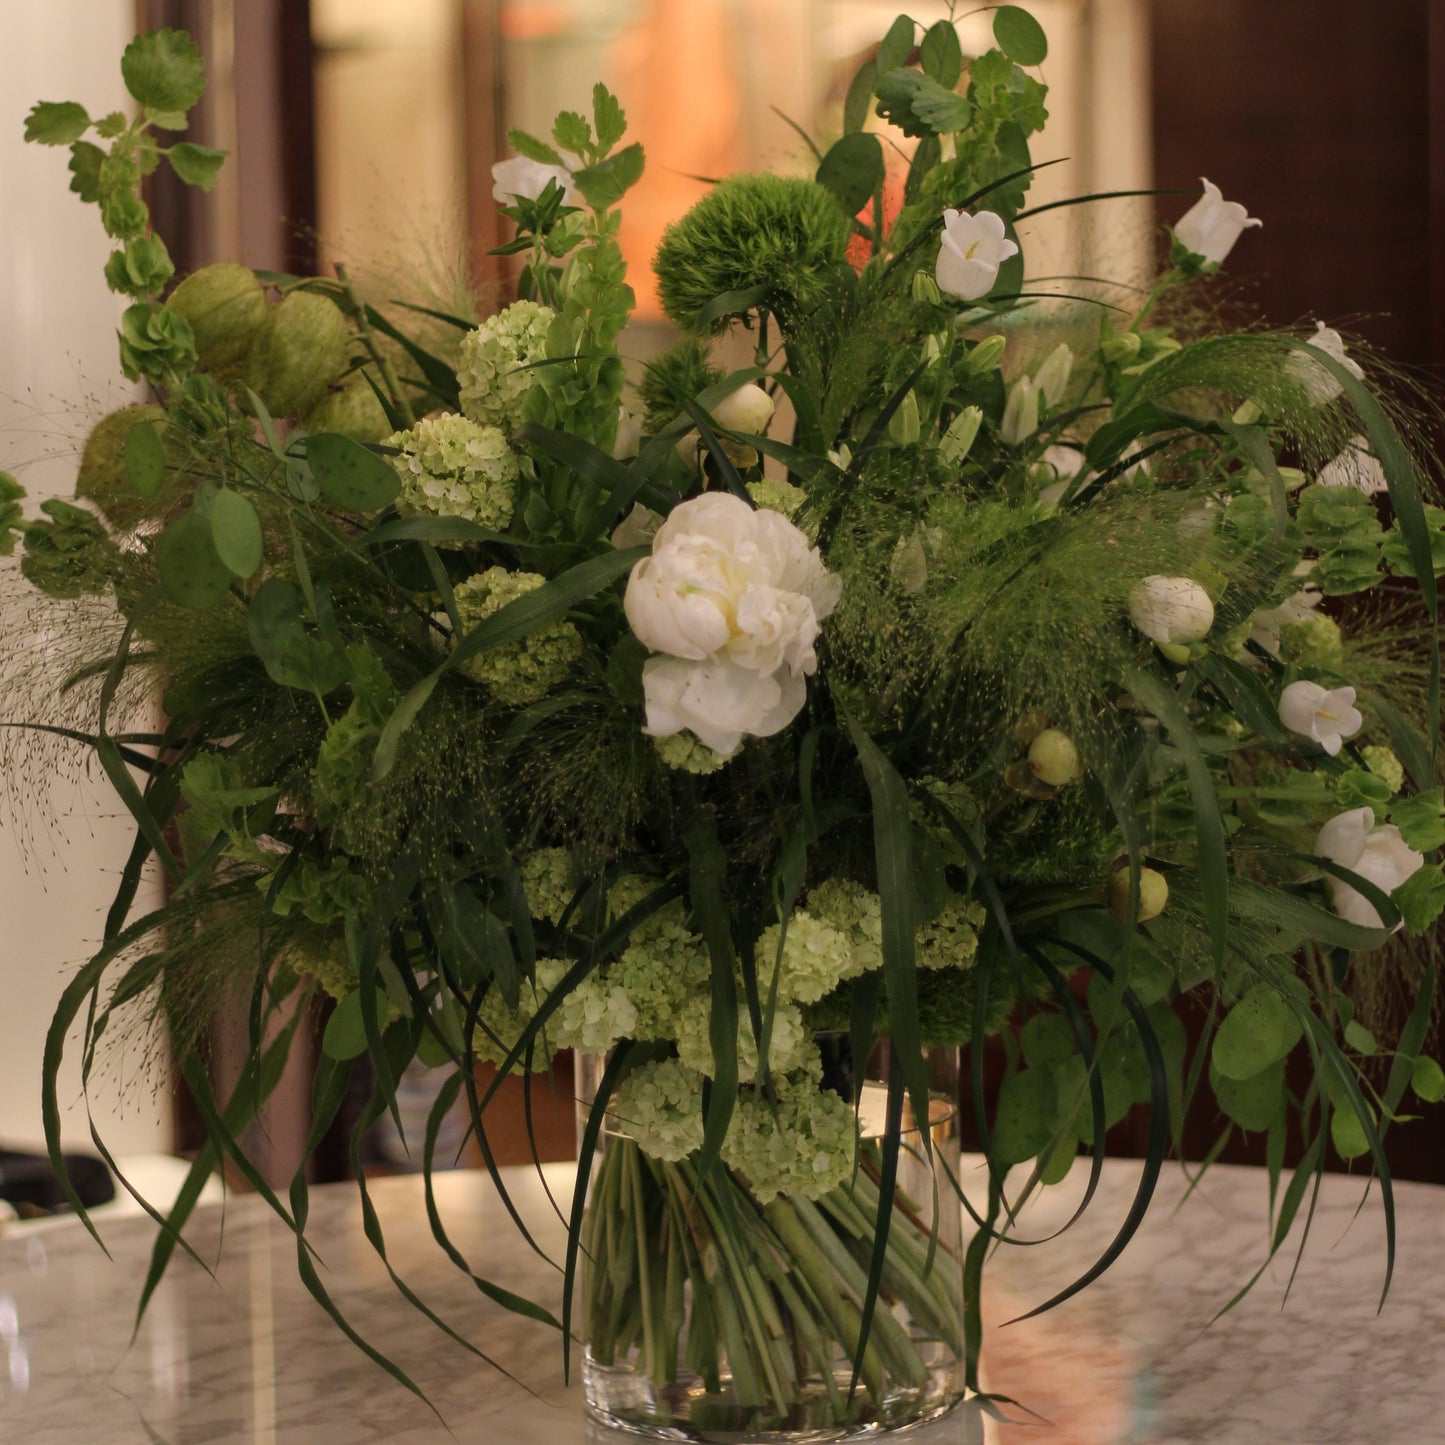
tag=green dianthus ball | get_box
[652,174,852,331]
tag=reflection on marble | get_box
[0,1154,1440,1443]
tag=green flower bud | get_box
[75,403,170,528]
[1360,745,1405,795]
[168,263,271,377]
[118,301,196,386]
[938,406,982,467]
[1100,331,1141,365]
[244,290,350,419]
[104,234,174,299]
[1278,613,1343,669]
[1108,865,1169,923]
[888,390,921,446]
[963,334,1007,376]
[1028,728,1084,787]
[912,269,943,305]
[302,378,392,444]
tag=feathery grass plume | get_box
[652,174,853,332]
[638,337,723,435]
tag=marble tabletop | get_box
[0,1151,1439,1444]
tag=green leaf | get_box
[1212,1059,1285,1132]
[993,1068,1057,1165]
[552,110,592,155]
[592,84,626,151]
[156,509,232,609]
[993,6,1049,65]
[1344,1019,1377,1055]
[323,988,391,1060]
[25,101,91,146]
[145,109,189,132]
[506,127,566,167]
[1393,865,1445,934]
[1330,1104,1372,1160]
[843,62,877,135]
[919,21,963,88]
[1020,1012,1076,1068]
[1391,788,1445,853]
[68,141,105,201]
[246,579,348,695]
[1213,986,1294,1080]
[123,420,166,497]
[209,488,263,578]
[1411,1055,1445,1104]
[307,433,401,512]
[165,141,227,191]
[876,15,915,75]
[815,132,884,217]
[1228,875,1391,952]
[121,29,206,114]
[875,69,971,138]
[571,143,645,209]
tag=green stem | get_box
[334,262,416,428]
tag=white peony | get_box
[1316,435,1387,496]
[624,493,842,752]
[1173,177,1260,265]
[1277,680,1362,756]
[492,155,577,206]
[1287,322,1365,405]
[1128,575,1214,645]
[935,209,1018,302]
[1315,806,1424,931]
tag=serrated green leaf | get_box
[1213,986,1294,1080]
[307,433,401,512]
[156,509,232,609]
[124,420,166,497]
[166,141,227,191]
[1411,1055,1445,1103]
[876,15,915,76]
[815,132,884,216]
[145,109,189,132]
[25,101,91,146]
[1392,788,1445,852]
[552,110,591,156]
[571,143,644,209]
[1394,865,1445,934]
[68,141,105,202]
[121,29,205,114]
[994,6,1049,65]
[506,127,566,167]
[209,488,263,578]
[874,69,971,138]
[592,83,626,150]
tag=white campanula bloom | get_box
[491,155,577,206]
[1278,680,1363,756]
[1315,806,1424,931]
[1173,177,1261,265]
[935,208,1018,302]
[1127,575,1215,645]
[1316,435,1387,496]
[1287,322,1365,405]
[624,493,841,753]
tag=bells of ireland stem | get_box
[1173,177,1261,266]
[1109,865,1170,923]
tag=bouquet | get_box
[9,6,1445,1438]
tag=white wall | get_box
[0,0,169,1157]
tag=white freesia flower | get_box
[1278,680,1363,756]
[1128,575,1214,644]
[1286,322,1365,405]
[1315,806,1424,931]
[1034,342,1073,406]
[624,493,842,751]
[1000,375,1040,445]
[491,155,577,206]
[1316,435,1387,496]
[935,209,1018,302]
[1174,177,1261,265]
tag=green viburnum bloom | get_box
[452,566,582,705]
[719,1071,858,1204]
[385,413,517,533]
[0,472,25,556]
[118,300,196,385]
[457,300,554,433]
[653,732,737,774]
[1278,612,1343,669]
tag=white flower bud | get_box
[1128,575,1215,645]
[712,382,775,435]
[1000,376,1040,446]
[939,406,983,467]
[1034,342,1073,406]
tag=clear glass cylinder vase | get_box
[575,1040,968,1441]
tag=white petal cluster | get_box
[1316,435,1387,495]
[453,566,581,704]
[1128,575,1215,645]
[612,1058,706,1162]
[720,1075,859,1204]
[1315,806,1424,931]
[934,209,1017,302]
[458,300,555,433]
[1278,681,1363,757]
[755,909,875,1004]
[624,493,842,754]
[386,414,517,532]
[1287,322,1365,405]
[1173,177,1260,265]
[674,997,813,1082]
[491,155,578,206]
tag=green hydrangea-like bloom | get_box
[1278,612,1344,669]
[1361,745,1405,795]
[286,928,355,1002]
[721,1072,858,1203]
[453,566,581,705]
[746,477,812,534]
[675,996,813,1081]
[612,1059,706,1162]
[755,909,874,1004]
[653,732,738,774]
[916,897,986,970]
[457,300,555,432]
[312,702,381,849]
[477,957,637,1066]
[385,413,517,533]
[652,174,852,331]
[806,879,885,973]
[520,847,577,926]
[608,926,709,1041]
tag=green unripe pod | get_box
[245,290,350,419]
[75,403,169,529]
[167,263,270,377]
[302,378,392,444]
[1108,865,1169,923]
[1027,727,1084,787]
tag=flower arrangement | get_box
[8,6,1445,1437]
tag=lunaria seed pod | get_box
[167,263,270,377]
[75,403,169,529]
[244,290,350,419]
[1108,864,1169,923]
[302,378,392,444]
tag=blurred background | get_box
[2,0,1443,1196]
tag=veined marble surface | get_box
[0,1153,1439,1444]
